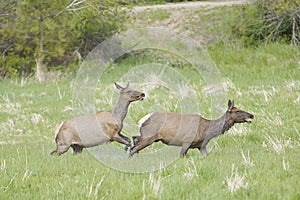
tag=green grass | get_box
[0,42,299,199]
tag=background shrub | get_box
[233,0,300,46]
[0,0,128,78]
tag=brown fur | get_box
[130,100,254,157]
[51,83,145,155]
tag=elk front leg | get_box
[113,133,131,151]
[200,139,208,156]
[132,136,141,146]
[129,137,156,157]
[200,132,220,156]
[180,143,191,157]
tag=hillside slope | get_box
[129,0,251,45]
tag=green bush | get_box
[0,54,34,77]
[233,0,300,46]
[0,0,128,78]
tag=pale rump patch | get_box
[54,122,64,138]
[138,113,154,127]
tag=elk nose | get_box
[250,114,254,119]
[141,93,145,97]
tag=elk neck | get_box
[221,112,235,134]
[208,112,235,136]
[112,96,130,126]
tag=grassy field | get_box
[0,42,299,199]
[1,2,300,199]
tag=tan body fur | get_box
[51,83,145,155]
[130,100,254,157]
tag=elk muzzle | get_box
[244,113,254,123]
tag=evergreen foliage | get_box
[0,0,128,78]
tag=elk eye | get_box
[236,110,240,113]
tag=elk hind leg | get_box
[71,144,83,155]
[51,144,70,156]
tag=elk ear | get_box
[228,100,234,111]
[115,82,124,90]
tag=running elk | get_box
[51,83,145,155]
[130,100,254,157]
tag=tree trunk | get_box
[35,57,47,82]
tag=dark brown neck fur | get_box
[207,112,235,137]
[112,96,130,127]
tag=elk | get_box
[51,83,145,155]
[130,100,254,157]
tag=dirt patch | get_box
[129,0,251,44]
[134,0,249,12]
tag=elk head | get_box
[227,100,254,123]
[115,82,145,102]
